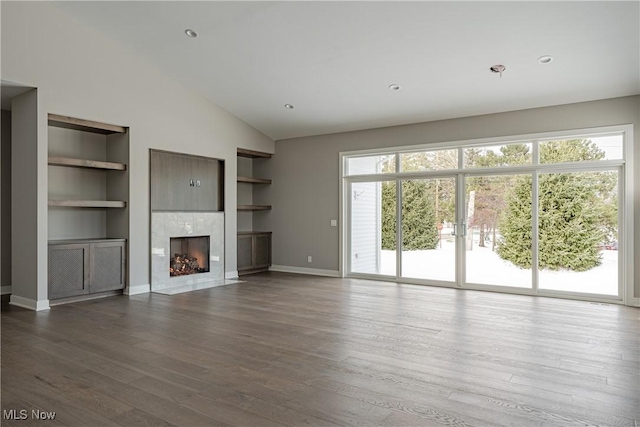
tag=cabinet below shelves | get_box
[49,200,127,208]
[48,239,126,300]
[237,232,271,275]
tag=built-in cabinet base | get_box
[237,231,272,274]
[48,238,126,300]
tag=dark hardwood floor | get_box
[1,272,639,426]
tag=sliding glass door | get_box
[463,173,532,289]
[400,177,457,283]
[344,128,629,303]
[537,169,620,296]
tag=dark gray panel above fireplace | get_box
[150,150,224,212]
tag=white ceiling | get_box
[54,1,640,140]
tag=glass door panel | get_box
[350,181,396,275]
[464,174,532,288]
[538,170,619,296]
[400,178,456,282]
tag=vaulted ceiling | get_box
[54,1,640,140]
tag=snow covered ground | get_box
[380,238,618,296]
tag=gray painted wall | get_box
[1,110,11,290]
[260,96,640,297]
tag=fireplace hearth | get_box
[169,236,210,277]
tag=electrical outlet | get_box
[307,256,312,263]
[330,219,337,227]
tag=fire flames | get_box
[169,254,207,277]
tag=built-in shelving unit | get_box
[48,114,128,211]
[47,113,130,302]
[48,114,126,135]
[237,148,272,274]
[237,148,272,159]
[48,156,126,171]
[48,200,127,208]
[237,176,271,184]
[238,204,271,211]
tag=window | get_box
[464,143,532,168]
[342,125,631,303]
[539,135,623,164]
[347,154,395,175]
[400,149,457,172]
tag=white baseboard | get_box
[629,297,640,308]
[125,284,150,296]
[270,265,340,278]
[9,295,50,311]
[1,286,12,295]
[225,271,239,279]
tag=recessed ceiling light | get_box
[538,55,553,64]
[284,104,294,109]
[389,84,401,91]
[185,29,198,38]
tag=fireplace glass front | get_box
[169,236,210,277]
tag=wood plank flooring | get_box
[2,272,639,426]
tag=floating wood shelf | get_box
[48,156,127,171]
[48,114,126,135]
[48,200,127,208]
[237,176,271,184]
[237,148,272,159]
[237,205,271,211]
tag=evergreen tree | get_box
[381,182,396,250]
[381,180,438,250]
[401,181,438,250]
[497,139,616,271]
[495,176,533,267]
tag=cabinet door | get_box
[151,151,194,211]
[49,244,90,299]
[237,235,253,271]
[193,157,223,211]
[90,242,126,293]
[254,234,271,268]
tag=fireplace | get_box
[151,212,224,292]
[169,236,210,277]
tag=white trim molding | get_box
[1,286,12,295]
[225,271,239,279]
[9,295,50,311]
[124,284,150,296]
[270,265,340,278]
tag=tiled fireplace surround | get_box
[151,212,225,293]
